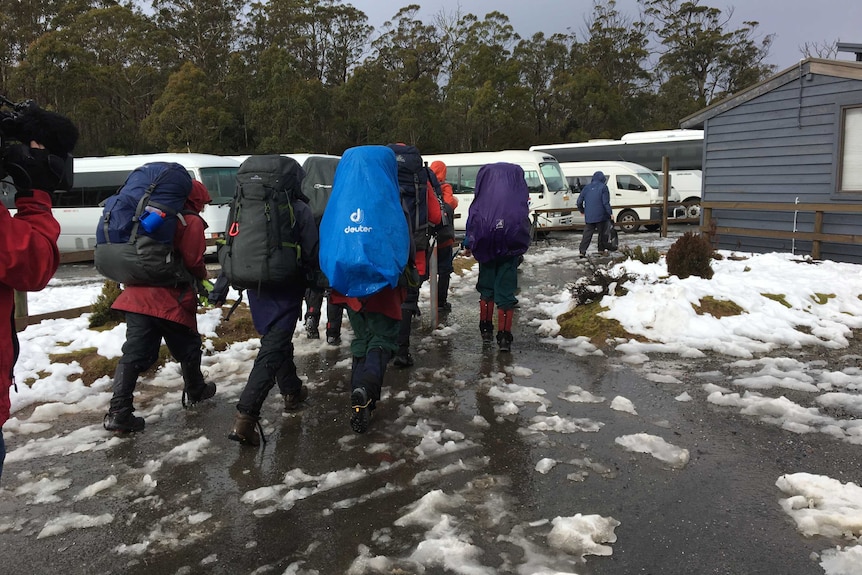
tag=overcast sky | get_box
[347,0,862,72]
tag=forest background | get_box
[0,0,813,157]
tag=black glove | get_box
[3,144,72,194]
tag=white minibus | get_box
[560,161,684,233]
[422,150,577,232]
[47,153,240,252]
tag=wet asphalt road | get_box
[1,229,861,575]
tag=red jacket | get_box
[330,286,406,322]
[430,161,459,249]
[112,181,210,331]
[1,189,61,427]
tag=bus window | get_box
[199,167,238,204]
[617,175,647,191]
[60,170,128,208]
[454,165,480,194]
[540,162,569,192]
[523,170,544,193]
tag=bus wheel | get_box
[617,210,640,233]
[683,198,701,219]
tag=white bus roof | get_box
[620,129,703,142]
[423,149,560,165]
[530,130,704,151]
[75,153,240,172]
[229,153,341,165]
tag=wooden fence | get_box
[700,201,862,259]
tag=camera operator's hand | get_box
[3,142,71,195]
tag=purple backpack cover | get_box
[465,162,531,263]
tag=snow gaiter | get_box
[109,363,140,415]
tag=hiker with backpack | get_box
[429,160,458,313]
[319,145,414,434]
[102,176,217,433]
[462,162,532,352]
[220,155,320,447]
[297,155,346,346]
[1,108,78,478]
[386,143,441,368]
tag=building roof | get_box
[680,58,862,129]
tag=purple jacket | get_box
[465,162,531,264]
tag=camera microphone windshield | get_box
[4,100,79,157]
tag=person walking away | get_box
[320,146,413,434]
[300,156,346,345]
[388,144,441,368]
[227,156,320,446]
[104,180,216,433]
[576,171,613,257]
[462,162,531,352]
[429,160,458,313]
[1,131,75,480]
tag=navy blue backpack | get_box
[94,162,195,286]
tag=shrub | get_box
[620,245,661,264]
[666,232,714,279]
[89,281,123,328]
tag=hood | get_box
[591,171,606,184]
[430,160,447,182]
[186,179,211,213]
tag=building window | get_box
[840,105,862,192]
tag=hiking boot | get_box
[326,334,342,346]
[228,412,261,446]
[103,411,145,433]
[184,382,216,407]
[350,387,372,434]
[305,317,320,339]
[480,321,494,344]
[496,331,513,352]
[439,301,452,313]
[392,351,414,368]
[284,385,309,412]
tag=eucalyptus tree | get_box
[150,0,246,85]
[444,11,527,151]
[244,0,370,85]
[14,3,176,155]
[238,0,372,152]
[512,32,571,141]
[639,0,774,105]
[345,4,445,148]
[141,61,237,153]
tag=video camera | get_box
[0,95,78,191]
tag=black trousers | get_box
[237,325,302,418]
[111,312,203,413]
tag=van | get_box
[559,161,684,233]
[422,150,577,232]
[667,170,702,218]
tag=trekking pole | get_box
[451,245,462,262]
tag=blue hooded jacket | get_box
[576,171,613,224]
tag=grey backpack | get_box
[218,155,306,289]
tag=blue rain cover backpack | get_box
[319,146,409,298]
[94,161,194,285]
